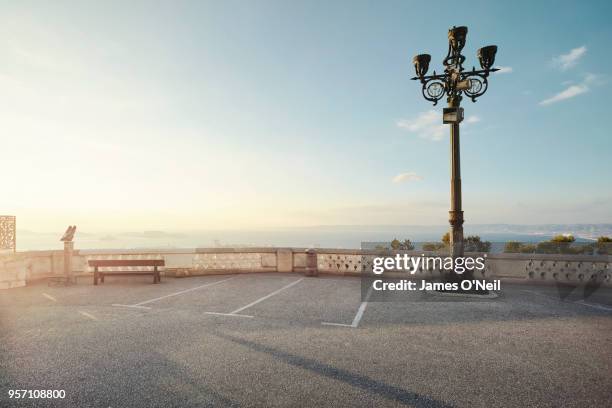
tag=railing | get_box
[1,247,610,289]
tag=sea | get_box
[15,225,604,252]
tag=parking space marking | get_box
[230,278,304,314]
[78,311,98,321]
[205,278,304,318]
[42,293,57,302]
[135,277,236,306]
[521,290,612,312]
[112,304,152,310]
[322,287,373,328]
[351,291,371,326]
[111,277,236,310]
[574,299,612,312]
[205,312,254,318]
[321,322,353,328]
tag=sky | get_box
[0,0,610,232]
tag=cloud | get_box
[552,46,587,71]
[397,110,444,141]
[495,66,513,74]
[392,172,423,183]
[539,84,588,105]
[397,111,481,141]
[539,73,597,106]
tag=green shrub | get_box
[422,242,445,251]
[465,235,491,253]
[504,241,521,253]
[597,236,612,255]
[390,238,415,251]
[519,244,536,253]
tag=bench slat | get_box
[100,271,158,275]
[88,259,164,267]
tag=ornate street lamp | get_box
[411,26,498,273]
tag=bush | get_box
[422,242,445,251]
[534,234,587,254]
[519,244,536,254]
[504,241,521,253]
[465,235,491,253]
[536,241,563,254]
[504,241,536,253]
[597,236,612,255]
[390,239,415,251]
[551,234,575,243]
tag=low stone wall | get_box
[0,250,61,289]
[0,247,610,288]
[314,250,611,285]
[488,253,611,284]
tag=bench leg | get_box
[154,266,160,284]
[94,267,98,285]
[101,273,105,283]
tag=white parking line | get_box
[112,304,152,310]
[231,278,304,314]
[205,312,254,318]
[205,278,304,318]
[42,293,57,302]
[134,277,236,306]
[350,292,371,327]
[78,311,98,321]
[322,287,373,328]
[112,277,236,310]
[522,290,612,312]
[321,322,353,328]
[574,300,612,312]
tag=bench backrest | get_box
[88,259,165,267]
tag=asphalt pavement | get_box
[1,273,611,407]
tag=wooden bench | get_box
[88,259,164,285]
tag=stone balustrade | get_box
[0,247,610,289]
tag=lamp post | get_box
[411,26,498,276]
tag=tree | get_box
[421,233,450,252]
[464,235,491,253]
[519,244,536,253]
[390,238,415,250]
[504,241,521,253]
[505,241,538,253]
[401,239,415,250]
[536,234,578,254]
[422,242,445,251]
[597,236,612,255]
[536,241,561,254]
[390,239,401,250]
[551,234,575,243]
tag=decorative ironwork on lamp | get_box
[411,26,499,105]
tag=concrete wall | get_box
[0,251,57,289]
[1,247,610,289]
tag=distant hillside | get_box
[14,224,612,251]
